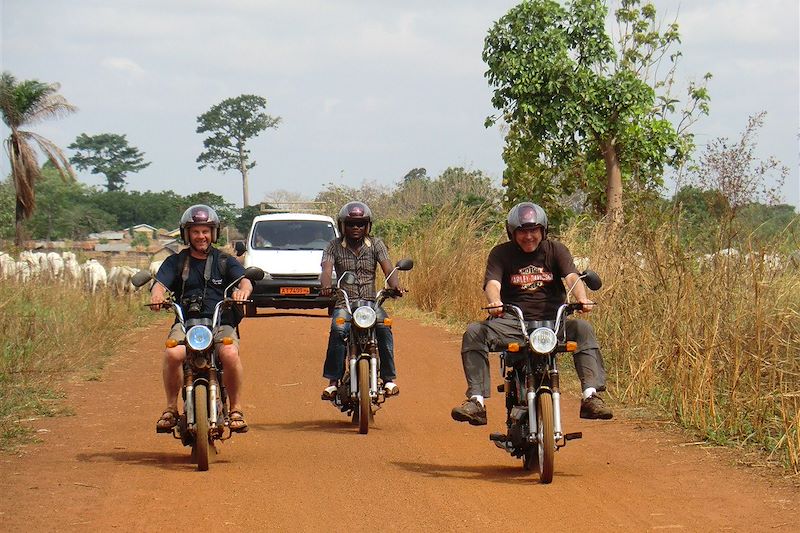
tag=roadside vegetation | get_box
[0,281,154,450]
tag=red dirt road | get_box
[2,310,798,532]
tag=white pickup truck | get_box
[234,212,339,316]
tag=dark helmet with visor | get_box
[337,201,372,234]
[179,204,220,244]
[506,202,548,240]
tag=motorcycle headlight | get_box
[186,325,213,351]
[352,305,377,328]
[529,327,557,354]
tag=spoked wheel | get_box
[357,358,370,434]
[192,384,211,471]
[536,391,555,483]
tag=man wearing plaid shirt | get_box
[319,201,402,400]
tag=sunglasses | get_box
[345,221,367,228]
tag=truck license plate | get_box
[280,287,310,295]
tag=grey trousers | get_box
[460,315,607,398]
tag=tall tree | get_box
[0,71,76,245]
[483,0,710,224]
[68,132,150,191]
[196,94,281,207]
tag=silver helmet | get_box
[505,202,548,239]
[179,204,220,244]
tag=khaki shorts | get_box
[167,323,240,347]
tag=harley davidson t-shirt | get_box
[484,239,577,321]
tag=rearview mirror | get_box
[234,241,246,256]
[581,270,602,291]
[244,266,265,281]
[396,258,414,271]
[131,270,153,288]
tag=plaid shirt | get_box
[322,236,390,307]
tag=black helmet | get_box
[179,204,220,244]
[506,202,548,239]
[337,201,372,234]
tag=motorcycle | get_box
[326,258,414,434]
[131,266,264,471]
[488,270,602,483]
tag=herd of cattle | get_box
[1,247,797,295]
[0,250,162,294]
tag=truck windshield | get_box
[251,220,336,250]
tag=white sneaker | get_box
[321,385,337,400]
[384,382,399,396]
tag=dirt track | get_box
[2,309,798,532]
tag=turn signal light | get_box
[383,318,393,326]
[565,341,577,352]
[507,342,520,352]
[165,339,178,348]
[335,317,346,326]
[221,337,234,346]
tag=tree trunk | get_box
[14,198,24,247]
[601,140,623,226]
[241,166,249,207]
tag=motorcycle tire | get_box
[536,391,555,483]
[357,358,370,435]
[193,384,211,471]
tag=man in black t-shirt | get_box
[451,202,612,426]
[150,205,253,434]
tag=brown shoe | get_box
[580,394,613,420]
[451,398,487,426]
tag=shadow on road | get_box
[249,418,380,435]
[76,449,231,471]
[249,310,329,319]
[391,460,579,485]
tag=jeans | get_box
[460,315,606,398]
[322,306,396,382]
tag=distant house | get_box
[151,239,182,261]
[88,231,125,241]
[125,224,159,239]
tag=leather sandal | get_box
[156,408,179,433]
[228,410,249,433]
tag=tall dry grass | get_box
[0,280,153,449]
[395,207,800,473]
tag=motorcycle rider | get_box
[151,204,253,433]
[451,202,612,426]
[319,201,402,400]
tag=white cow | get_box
[16,260,31,283]
[82,259,107,293]
[46,252,65,280]
[109,265,139,295]
[64,256,81,286]
[149,259,164,278]
[19,251,44,278]
[0,252,16,280]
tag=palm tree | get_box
[0,71,76,245]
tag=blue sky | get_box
[1,0,797,208]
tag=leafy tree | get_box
[130,231,150,249]
[0,179,15,240]
[0,71,76,245]
[235,204,263,236]
[68,133,150,191]
[196,94,281,207]
[483,0,711,224]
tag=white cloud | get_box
[100,57,146,78]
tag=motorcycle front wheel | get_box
[536,391,555,483]
[357,358,370,434]
[193,384,211,471]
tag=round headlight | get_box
[352,305,377,328]
[186,325,213,351]
[529,327,557,354]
